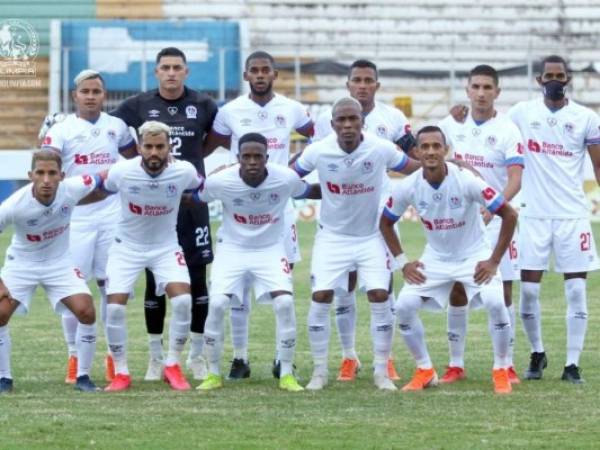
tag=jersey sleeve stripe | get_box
[584,137,600,145]
[486,196,506,214]
[390,154,409,172]
[210,128,232,138]
[505,156,525,167]
[294,161,311,177]
[293,182,312,199]
[383,207,401,222]
[118,139,136,152]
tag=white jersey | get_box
[104,157,202,248]
[212,93,312,166]
[313,101,411,143]
[296,132,409,237]
[384,163,506,261]
[508,98,600,218]
[438,112,524,193]
[199,164,308,248]
[0,175,99,262]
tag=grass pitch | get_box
[1,221,600,449]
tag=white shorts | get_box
[0,253,90,315]
[519,217,600,273]
[70,217,116,281]
[106,240,190,296]
[310,229,391,294]
[398,251,503,311]
[210,242,293,305]
[486,218,519,281]
[283,203,301,264]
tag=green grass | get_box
[1,222,600,449]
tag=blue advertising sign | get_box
[61,20,240,92]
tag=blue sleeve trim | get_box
[294,161,311,177]
[293,182,311,199]
[584,138,600,145]
[383,207,401,222]
[391,155,409,172]
[118,139,136,152]
[505,156,524,167]
[487,196,506,214]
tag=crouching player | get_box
[103,121,203,392]
[0,151,101,393]
[380,126,518,394]
[196,132,316,392]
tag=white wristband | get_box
[394,253,408,270]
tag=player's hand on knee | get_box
[473,260,498,285]
[402,261,426,285]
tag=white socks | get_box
[273,294,296,377]
[370,299,393,376]
[148,334,163,361]
[565,278,587,367]
[0,325,11,379]
[188,332,204,361]
[76,322,97,377]
[62,313,78,357]
[395,295,432,369]
[447,305,468,368]
[230,285,250,362]
[507,303,516,365]
[204,294,229,376]
[165,294,191,367]
[106,304,128,375]
[334,291,357,360]
[520,282,544,353]
[480,289,511,370]
[307,301,331,374]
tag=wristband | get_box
[394,253,408,270]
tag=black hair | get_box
[156,47,187,64]
[416,125,447,146]
[348,59,378,80]
[468,64,498,86]
[238,132,268,151]
[539,55,569,75]
[245,51,275,70]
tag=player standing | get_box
[204,50,314,379]
[0,151,102,393]
[196,133,316,392]
[311,59,416,381]
[507,55,600,382]
[437,65,524,384]
[41,69,136,384]
[294,97,419,391]
[111,47,217,381]
[380,126,518,394]
[103,121,203,392]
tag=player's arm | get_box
[203,129,231,157]
[387,144,420,175]
[119,143,138,159]
[503,164,523,201]
[588,144,600,186]
[295,120,314,139]
[293,182,321,200]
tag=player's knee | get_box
[106,303,126,323]
[75,300,96,325]
[273,294,294,317]
[394,295,420,323]
[481,291,506,318]
[209,294,229,317]
[171,294,192,320]
[520,282,540,308]
[367,289,388,303]
[312,290,333,303]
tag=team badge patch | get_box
[167,106,178,116]
[563,122,575,134]
[376,125,387,137]
[186,106,197,119]
[362,160,373,173]
[486,135,497,147]
[60,205,70,217]
[257,110,268,120]
[275,114,286,128]
[107,130,117,141]
[166,183,178,197]
[269,193,280,204]
[449,196,462,209]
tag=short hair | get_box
[331,97,362,117]
[468,64,498,86]
[416,125,447,146]
[539,55,569,75]
[31,150,62,171]
[348,59,378,80]
[74,69,104,87]
[156,47,187,64]
[245,51,275,70]
[238,132,268,151]
[138,121,170,141]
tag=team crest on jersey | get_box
[486,135,497,147]
[148,109,160,118]
[60,205,70,217]
[257,110,268,120]
[26,219,38,226]
[269,193,280,204]
[167,106,178,116]
[91,128,101,137]
[240,118,252,127]
[432,193,443,202]
[148,180,159,190]
[530,121,542,130]
[43,207,53,216]
[563,122,575,134]
[166,183,178,197]
[547,117,557,127]
[107,130,117,141]
[471,128,481,136]
[362,160,373,174]
[343,157,354,167]
[233,198,244,206]
[250,192,261,201]
[376,125,387,137]
[327,163,339,172]
[449,196,462,209]
[275,114,286,128]
[186,105,197,119]
[128,185,141,194]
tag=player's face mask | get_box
[542,79,567,101]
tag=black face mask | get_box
[542,80,567,101]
